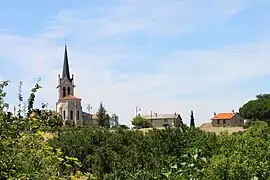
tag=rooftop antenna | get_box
[65,37,67,46]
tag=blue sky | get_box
[0,0,270,126]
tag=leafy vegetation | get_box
[2,80,270,179]
[131,115,153,128]
[239,93,270,126]
[97,102,111,128]
[0,80,95,179]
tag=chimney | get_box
[214,112,216,116]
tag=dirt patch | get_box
[199,123,244,135]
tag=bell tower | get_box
[57,44,75,99]
[56,43,83,126]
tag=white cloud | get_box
[0,0,265,127]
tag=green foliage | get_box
[110,113,119,127]
[27,78,41,117]
[17,81,23,117]
[97,102,110,128]
[132,115,153,128]
[49,127,215,179]
[119,124,129,129]
[161,149,207,179]
[0,80,83,179]
[239,93,270,123]
[0,80,9,112]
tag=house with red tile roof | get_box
[211,111,244,127]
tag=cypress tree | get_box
[190,110,195,127]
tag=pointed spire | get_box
[62,43,72,81]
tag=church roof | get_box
[62,45,72,82]
[62,95,81,100]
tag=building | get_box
[56,45,98,126]
[211,111,244,127]
[140,113,183,128]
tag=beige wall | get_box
[151,117,181,128]
[82,112,99,126]
[212,114,244,127]
[56,99,83,126]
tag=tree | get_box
[110,113,119,128]
[131,116,152,128]
[190,110,195,127]
[0,80,9,113]
[97,102,107,127]
[239,94,270,123]
[105,114,110,128]
[17,81,23,118]
[256,94,270,99]
[27,78,41,117]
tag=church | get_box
[56,45,98,126]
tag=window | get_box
[223,119,226,124]
[63,87,66,97]
[67,87,71,95]
[217,120,220,124]
[70,110,73,120]
[63,110,66,119]
[77,110,79,120]
[164,119,168,123]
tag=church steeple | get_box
[57,42,75,99]
[62,44,72,82]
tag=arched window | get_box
[63,87,66,97]
[77,110,79,120]
[63,110,66,119]
[67,87,71,95]
[70,110,73,120]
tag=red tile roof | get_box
[62,95,81,100]
[211,113,235,120]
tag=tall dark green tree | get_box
[190,110,195,127]
[97,102,107,127]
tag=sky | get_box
[1,0,270,126]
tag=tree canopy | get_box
[97,102,110,127]
[239,93,270,122]
[131,115,153,128]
